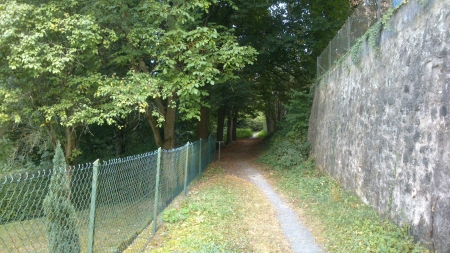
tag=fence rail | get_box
[317,0,403,78]
[0,137,216,252]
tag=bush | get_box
[283,90,312,138]
[43,142,80,253]
[257,133,311,170]
[256,130,268,139]
[237,117,264,132]
[236,128,253,139]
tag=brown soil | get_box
[216,138,265,179]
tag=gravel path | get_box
[218,138,323,253]
[246,167,322,253]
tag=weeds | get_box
[148,164,292,253]
[262,153,428,252]
[256,130,268,138]
[236,128,253,139]
[257,133,311,170]
[148,166,250,252]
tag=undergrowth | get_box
[236,128,253,139]
[148,166,248,253]
[257,89,312,170]
[256,85,427,252]
[259,135,428,252]
[256,130,268,138]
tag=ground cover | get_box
[256,130,430,253]
[145,165,292,252]
[147,137,429,253]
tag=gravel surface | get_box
[218,139,323,253]
[246,167,323,253]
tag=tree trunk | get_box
[232,110,237,141]
[265,105,276,133]
[265,114,276,133]
[226,110,233,144]
[162,100,176,149]
[216,107,225,142]
[145,95,177,150]
[146,107,163,148]
[114,126,126,158]
[64,126,76,165]
[63,126,75,195]
[197,106,210,140]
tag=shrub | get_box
[236,128,253,139]
[237,116,265,132]
[257,133,311,170]
[43,141,80,253]
[257,130,268,139]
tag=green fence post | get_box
[199,138,202,176]
[153,147,162,234]
[184,142,189,196]
[88,159,100,253]
[208,135,212,164]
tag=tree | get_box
[91,0,257,149]
[43,141,80,253]
[1,0,256,158]
[203,0,352,133]
[0,0,114,164]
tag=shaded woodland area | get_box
[0,0,357,173]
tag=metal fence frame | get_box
[0,137,216,253]
[317,0,403,78]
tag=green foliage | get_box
[0,138,15,173]
[256,130,268,139]
[154,167,243,252]
[284,90,313,137]
[259,104,427,252]
[0,0,257,153]
[43,142,80,253]
[350,6,398,64]
[0,175,50,224]
[237,116,264,132]
[271,159,428,253]
[163,207,190,224]
[258,133,311,170]
[257,89,313,169]
[235,128,253,139]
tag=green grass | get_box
[265,158,429,253]
[147,166,251,252]
[256,130,268,138]
[0,200,154,253]
[236,128,253,139]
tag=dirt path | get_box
[216,138,323,253]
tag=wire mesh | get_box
[0,137,216,253]
[317,0,402,78]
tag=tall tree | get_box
[91,0,257,149]
[1,0,257,158]
[204,0,353,133]
[0,0,113,164]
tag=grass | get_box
[263,158,429,253]
[145,165,291,252]
[236,128,253,139]
[0,199,154,253]
[256,130,268,138]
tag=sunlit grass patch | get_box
[236,128,254,139]
[265,158,429,253]
[146,165,291,253]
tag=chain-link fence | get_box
[0,137,216,253]
[317,0,403,78]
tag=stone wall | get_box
[308,0,449,251]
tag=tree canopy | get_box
[1,0,353,169]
